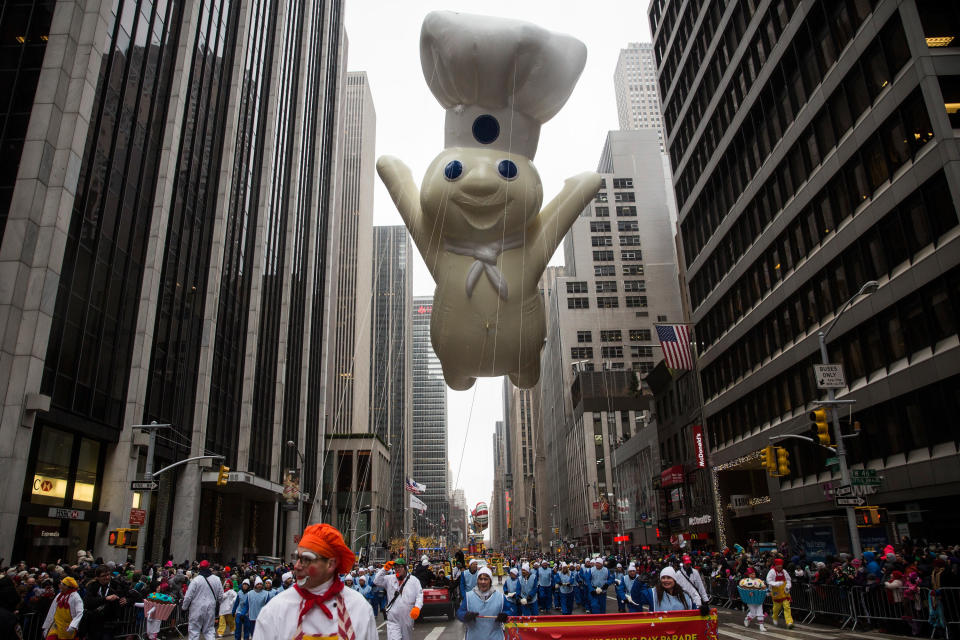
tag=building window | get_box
[616,206,637,216]
[613,178,634,188]
[657,315,668,322]
[566,281,588,294]
[596,281,618,293]
[568,297,590,309]
[590,221,611,232]
[624,280,646,292]
[618,220,639,232]
[577,330,593,343]
[609,362,626,369]
[595,265,616,277]
[620,235,641,246]
[625,295,647,308]
[623,265,645,276]
[601,330,622,342]
[597,296,619,308]
[621,250,642,261]
[631,345,654,358]
[602,346,624,358]
[595,206,610,217]
[615,192,636,202]
[591,236,613,247]
[633,361,655,373]
[595,192,608,202]
[630,329,652,341]
[593,250,615,261]
[571,347,594,359]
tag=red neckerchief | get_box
[294,578,344,626]
[56,588,76,609]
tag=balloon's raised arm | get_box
[529,171,603,272]
[376,156,439,274]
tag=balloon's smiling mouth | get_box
[453,196,507,230]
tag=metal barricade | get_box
[931,586,960,639]
[709,576,731,607]
[18,611,43,640]
[851,585,932,635]
[806,583,857,630]
[781,582,813,622]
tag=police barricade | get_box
[18,611,43,640]
[931,586,958,639]
[707,577,729,607]
[806,583,856,630]
[502,609,719,640]
[113,599,185,639]
[782,582,813,623]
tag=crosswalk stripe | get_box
[716,626,763,640]
[773,626,831,639]
[423,626,446,640]
[760,628,831,640]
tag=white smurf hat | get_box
[420,11,587,160]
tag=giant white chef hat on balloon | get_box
[420,11,588,160]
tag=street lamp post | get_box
[818,280,878,559]
[286,441,305,540]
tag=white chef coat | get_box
[182,573,223,640]
[373,569,423,640]
[252,579,377,640]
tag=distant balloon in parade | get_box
[377,11,602,390]
[472,502,489,532]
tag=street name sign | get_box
[131,480,159,491]
[825,457,840,466]
[836,496,866,507]
[852,477,883,486]
[814,364,846,389]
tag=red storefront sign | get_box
[613,534,630,542]
[692,424,706,468]
[660,464,685,487]
[504,610,718,640]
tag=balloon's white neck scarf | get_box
[444,232,525,300]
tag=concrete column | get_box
[285,507,300,558]
[169,464,202,563]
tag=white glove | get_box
[595,587,603,594]
[616,580,621,585]
[520,598,528,605]
[506,592,516,598]
[554,584,559,590]
[626,596,637,605]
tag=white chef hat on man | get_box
[420,11,588,160]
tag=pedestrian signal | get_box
[108,530,119,546]
[217,465,230,486]
[121,528,139,549]
[776,447,790,476]
[855,506,888,527]
[761,446,776,475]
[809,408,831,445]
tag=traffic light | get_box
[776,447,790,476]
[217,465,230,486]
[115,529,127,547]
[809,408,832,446]
[108,530,119,546]
[761,446,776,475]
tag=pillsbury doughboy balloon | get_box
[377,11,601,389]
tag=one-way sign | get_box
[836,496,865,507]
[130,480,158,491]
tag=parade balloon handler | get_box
[629,567,708,614]
[251,523,376,640]
[374,557,423,640]
[457,567,508,640]
[377,10,601,391]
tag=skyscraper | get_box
[652,0,960,546]
[539,129,684,549]
[0,0,347,564]
[614,43,666,151]
[370,226,413,539]
[328,71,375,435]
[411,296,449,533]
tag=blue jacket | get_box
[245,589,270,620]
[631,585,693,612]
[233,589,249,616]
[537,567,553,588]
[520,574,538,600]
[556,571,576,594]
[457,589,505,640]
[461,569,479,594]
[589,567,613,590]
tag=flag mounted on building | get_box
[409,493,428,512]
[655,324,694,370]
[405,478,426,494]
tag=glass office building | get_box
[0,0,346,564]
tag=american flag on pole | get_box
[655,324,694,370]
[405,478,426,494]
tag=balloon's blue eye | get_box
[444,160,463,181]
[498,160,518,180]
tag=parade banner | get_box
[503,609,718,640]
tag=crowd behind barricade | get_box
[2,536,960,639]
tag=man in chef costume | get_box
[374,558,423,640]
[252,523,376,640]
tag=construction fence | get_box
[704,577,959,638]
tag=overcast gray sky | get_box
[344,1,653,528]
